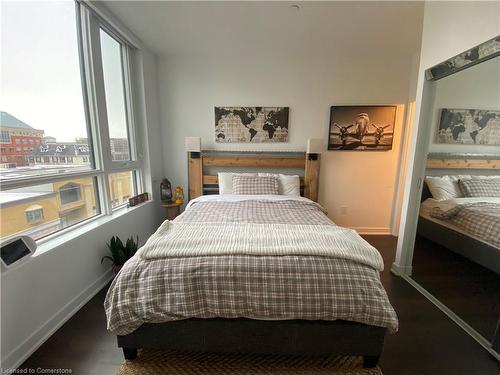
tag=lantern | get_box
[160,178,172,203]
[174,186,184,205]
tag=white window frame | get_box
[0,0,145,245]
[80,4,142,214]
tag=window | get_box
[100,29,131,162]
[108,171,136,208]
[1,177,99,241]
[0,131,10,143]
[1,1,91,179]
[25,205,44,224]
[59,182,82,205]
[0,1,144,244]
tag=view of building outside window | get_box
[0,1,134,243]
[109,171,136,208]
[0,112,135,241]
[0,177,99,241]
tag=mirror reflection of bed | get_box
[409,50,500,349]
[412,171,500,341]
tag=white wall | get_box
[393,0,500,274]
[159,51,417,233]
[418,1,500,71]
[0,13,164,373]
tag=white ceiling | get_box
[101,1,424,58]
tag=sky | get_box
[1,0,127,142]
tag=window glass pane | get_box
[0,177,100,242]
[108,171,135,208]
[100,30,131,162]
[0,1,93,180]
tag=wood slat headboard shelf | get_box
[426,153,500,170]
[203,175,306,186]
[202,155,306,168]
[187,150,320,202]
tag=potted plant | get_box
[101,235,139,275]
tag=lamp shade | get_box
[306,138,323,154]
[185,137,201,152]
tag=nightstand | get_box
[162,202,182,220]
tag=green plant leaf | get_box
[104,235,140,266]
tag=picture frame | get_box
[436,108,500,145]
[215,106,289,143]
[328,105,397,151]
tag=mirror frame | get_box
[426,35,500,81]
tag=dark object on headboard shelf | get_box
[308,153,318,161]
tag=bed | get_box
[105,151,398,368]
[418,178,500,274]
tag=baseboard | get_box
[2,270,113,370]
[353,227,392,235]
[390,262,412,276]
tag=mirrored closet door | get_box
[410,38,500,353]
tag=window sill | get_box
[1,200,154,277]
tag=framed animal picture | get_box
[328,105,397,151]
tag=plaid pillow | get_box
[232,175,279,195]
[458,178,500,198]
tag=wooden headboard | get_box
[426,153,500,170]
[187,151,321,202]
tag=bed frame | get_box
[116,151,388,368]
[419,183,500,274]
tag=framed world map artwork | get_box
[437,109,500,145]
[215,107,289,143]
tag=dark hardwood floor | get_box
[412,234,500,342]
[18,236,500,375]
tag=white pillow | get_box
[258,173,301,196]
[424,174,499,201]
[218,173,257,194]
[425,176,462,200]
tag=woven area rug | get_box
[116,350,383,375]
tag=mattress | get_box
[105,195,398,335]
[419,198,500,249]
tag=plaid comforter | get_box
[105,196,398,335]
[431,201,500,248]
